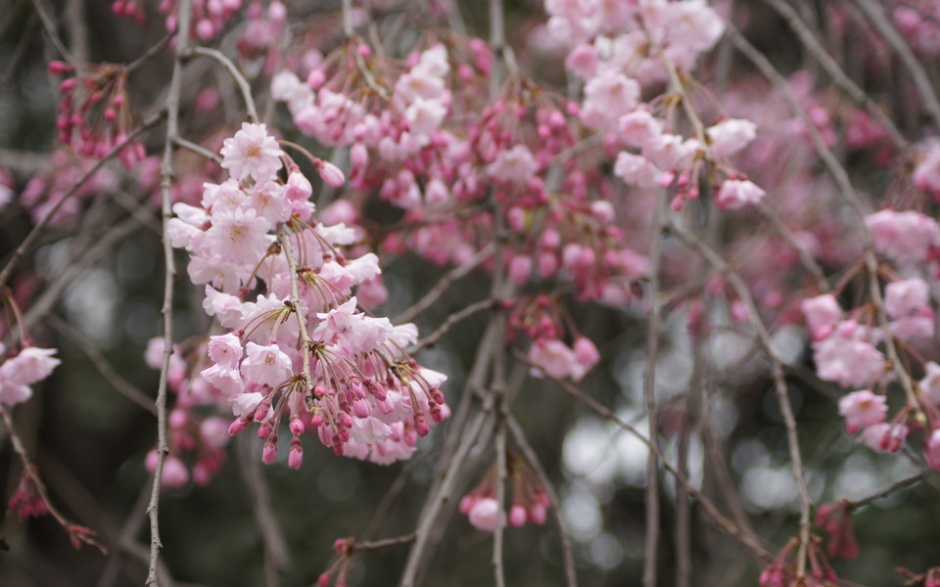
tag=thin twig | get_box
[342,0,390,100]
[1,411,106,552]
[23,214,153,331]
[126,31,175,75]
[408,298,496,353]
[173,136,222,163]
[398,406,494,587]
[188,46,259,122]
[505,416,577,587]
[236,435,290,583]
[279,228,315,407]
[28,0,76,65]
[845,473,925,511]
[667,217,813,577]
[760,0,909,151]
[0,113,164,292]
[512,351,773,563]
[148,0,192,582]
[394,243,495,325]
[47,315,157,416]
[753,201,829,293]
[350,533,417,552]
[853,0,940,132]
[642,190,667,587]
[727,23,918,409]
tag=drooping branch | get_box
[147,0,193,583]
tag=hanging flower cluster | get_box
[801,208,940,464]
[459,453,550,532]
[166,122,448,469]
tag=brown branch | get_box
[642,190,667,587]
[393,242,494,325]
[235,435,291,582]
[853,0,940,132]
[753,202,830,293]
[47,315,157,416]
[0,113,164,292]
[28,0,76,65]
[727,22,918,409]
[173,136,222,164]
[187,46,259,123]
[512,350,773,563]
[845,473,926,512]
[760,0,909,151]
[148,0,192,582]
[505,416,578,587]
[1,411,106,552]
[667,217,813,577]
[408,298,497,353]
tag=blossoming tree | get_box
[2,0,940,585]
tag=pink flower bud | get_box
[318,161,345,187]
[459,495,475,514]
[169,409,188,429]
[262,440,278,464]
[228,417,248,436]
[161,456,190,488]
[307,69,325,89]
[48,60,72,75]
[528,503,547,525]
[288,443,303,470]
[509,505,527,527]
[414,413,430,437]
[468,497,501,532]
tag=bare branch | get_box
[188,46,259,123]
[506,416,578,587]
[47,315,157,416]
[853,0,940,132]
[667,217,813,577]
[761,0,909,151]
[148,1,193,583]
[394,243,495,325]
[0,112,164,292]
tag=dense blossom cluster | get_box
[165,122,447,470]
[6,0,940,582]
[801,209,940,466]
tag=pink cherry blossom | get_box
[707,118,758,159]
[837,390,887,433]
[714,179,766,210]
[865,209,940,263]
[487,145,538,184]
[467,497,501,532]
[812,323,884,388]
[884,277,931,318]
[801,294,843,340]
[241,342,293,388]
[220,122,283,183]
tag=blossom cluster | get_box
[165,122,447,471]
[459,454,550,532]
[802,208,940,464]
[0,344,60,411]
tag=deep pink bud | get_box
[288,442,303,469]
[262,440,278,464]
[509,505,527,527]
[528,503,547,525]
[317,161,345,187]
[48,60,72,75]
[228,417,248,436]
[414,413,430,437]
